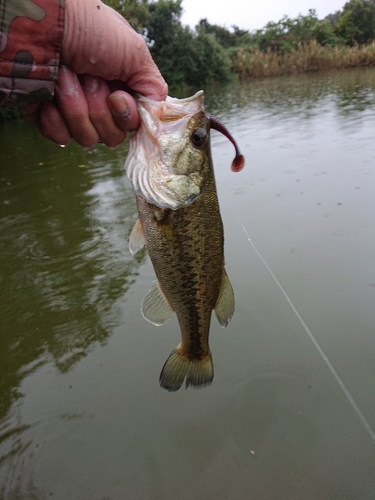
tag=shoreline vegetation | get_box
[106,0,375,88]
[232,41,375,80]
[2,0,375,120]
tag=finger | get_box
[39,101,72,146]
[80,75,127,148]
[22,100,71,146]
[55,66,99,148]
[108,91,140,132]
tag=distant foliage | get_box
[333,0,375,45]
[104,0,151,33]
[101,0,375,86]
[196,19,252,48]
[232,41,375,80]
[0,107,21,122]
[103,0,232,87]
[250,10,343,53]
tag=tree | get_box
[250,9,340,52]
[147,0,184,52]
[102,0,232,87]
[145,1,231,87]
[196,19,251,48]
[186,32,232,86]
[104,0,151,32]
[334,0,375,45]
[150,25,232,87]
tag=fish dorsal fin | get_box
[129,218,146,256]
[141,281,174,326]
[214,271,235,327]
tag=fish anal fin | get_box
[129,218,146,256]
[214,270,235,327]
[141,281,174,326]
[159,347,213,392]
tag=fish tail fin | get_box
[159,347,214,392]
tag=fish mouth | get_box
[125,91,207,210]
[137,90,204,109]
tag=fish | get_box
[124,90,244,391]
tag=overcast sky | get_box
[181,0,346,32]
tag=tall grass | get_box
[231,41,375,80]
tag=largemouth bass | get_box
[125,91,244,391]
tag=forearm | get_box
[0,0,64,107]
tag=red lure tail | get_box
[209,115,245,172]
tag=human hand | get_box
[22,0,168,148]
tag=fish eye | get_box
[191,128,207,148]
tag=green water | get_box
[1,68,375,499]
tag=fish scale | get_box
[125,91,243,391]
[135,171,226,389]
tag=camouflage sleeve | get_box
[0,0,65,108]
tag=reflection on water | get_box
[1,68,375,499]
[205,66,375,118]
[0,128,142,419]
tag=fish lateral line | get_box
[209,115,245,173]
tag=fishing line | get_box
[234,210,375,443]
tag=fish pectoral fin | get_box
[129,218,146,256]
[141,281,174,326]
[214,270,235,328]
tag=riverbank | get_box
[2,42,375,122]
[231,41,375,80]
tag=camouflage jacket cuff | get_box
[0,0,65,108]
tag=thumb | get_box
[108,91,140,132]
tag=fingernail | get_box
[56,66,79,95]
[81,74,99,92]
[109,94,130,118]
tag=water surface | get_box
[1,68,375,499]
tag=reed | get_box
[231,41,375,80]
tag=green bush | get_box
[334,0,375,45]
[146,0,232,87]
